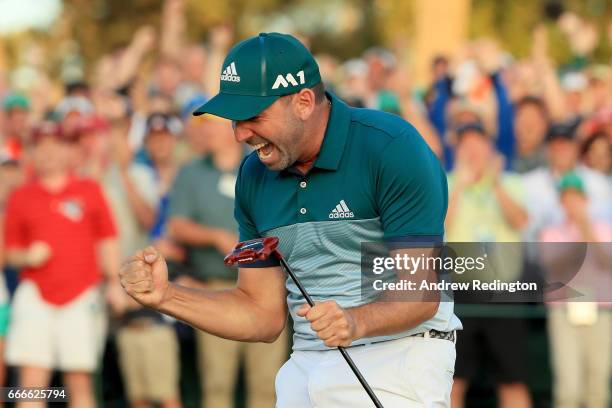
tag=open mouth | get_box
[253,142,274,160]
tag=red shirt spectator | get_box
[4,176,116,305]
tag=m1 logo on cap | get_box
[221,61,241,82]
[272,70,305,89]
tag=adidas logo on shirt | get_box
[329,200,354,219]
[220,62,240,82]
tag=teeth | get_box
[253,142,269,150]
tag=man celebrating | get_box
[121,33,460,407]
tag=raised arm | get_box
[120,246,287,342]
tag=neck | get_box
[517,139,540,155]
[294,100,331,174]
[39,171,69,192]
[212,146,242,171]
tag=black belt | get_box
[349,329,456,348]
[411,329,456,342]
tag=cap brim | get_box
[193,92,279,121]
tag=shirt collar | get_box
[312,92,351,171]
[279,91,352,177]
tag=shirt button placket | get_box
[297,179,308,218]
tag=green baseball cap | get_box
[194,32,321,121]
[557,172,585,194]
[3,93,30,112]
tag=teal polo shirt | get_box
[235,93,462,350]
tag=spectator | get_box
[362,47,401,114]
[523,122,612,239]
[539,172,612,408]
[2,121,123,408]
[337,58,368,108]
[168,116,287,408]
[445,121,531,408]
[580,131,611,177]
[427,41,515,169]
[512,96,550,173]
[56,96,95,139]
[0,154,24,405]
[1,93,31,161]
[114,113,183,407]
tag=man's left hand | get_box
[297,300,359,347]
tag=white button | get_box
[299,181,307,188]
[299,208,307,214]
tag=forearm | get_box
[98,238,121,283]
[5,249,30,268]
[540,64,566,121]
[204,48,226,95]
[160,2,185,60]
[120,170,156,229]
[349,300,439,339]
[159,283,286,342]
[491,71,515,165]
[445,185,465,229]
[428,79,451,136]
[350,247,440,340]
[168,218,222,247]
[400,97,443,158]
[494,185,528,230]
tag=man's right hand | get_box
[120,246,171,309]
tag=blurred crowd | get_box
[0,1,611,407]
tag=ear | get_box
[292,88,316,120]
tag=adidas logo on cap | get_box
[329,200,354,219]
[220,62,240,82]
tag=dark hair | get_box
[515,96,549,119]
[283,82,326,105]
[581,131,610,158]
[65,81,90,96]
[312,82,326,104]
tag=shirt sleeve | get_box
[376,127,448,244]
[491,71,515,168]
[3,191,28,249]
[90,182,117,240]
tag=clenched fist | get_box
[297,300,359,348]
[120,246,170,309]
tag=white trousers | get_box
[275,335,456,408]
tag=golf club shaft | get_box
[276,256,384,408]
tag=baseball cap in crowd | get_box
[557,172,585,195]
[75,115,110,136]
[561,71,587,93]
[30,121,74,144]
[0,151,19,166]
[455,121,488,140]
[546,121,578,143]
[194,32,322,121]
[55,96,94,119]
[145,113,182,136]
[181,93,209,119]
[3,93,30,112]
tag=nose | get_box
[233,121,254,143]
